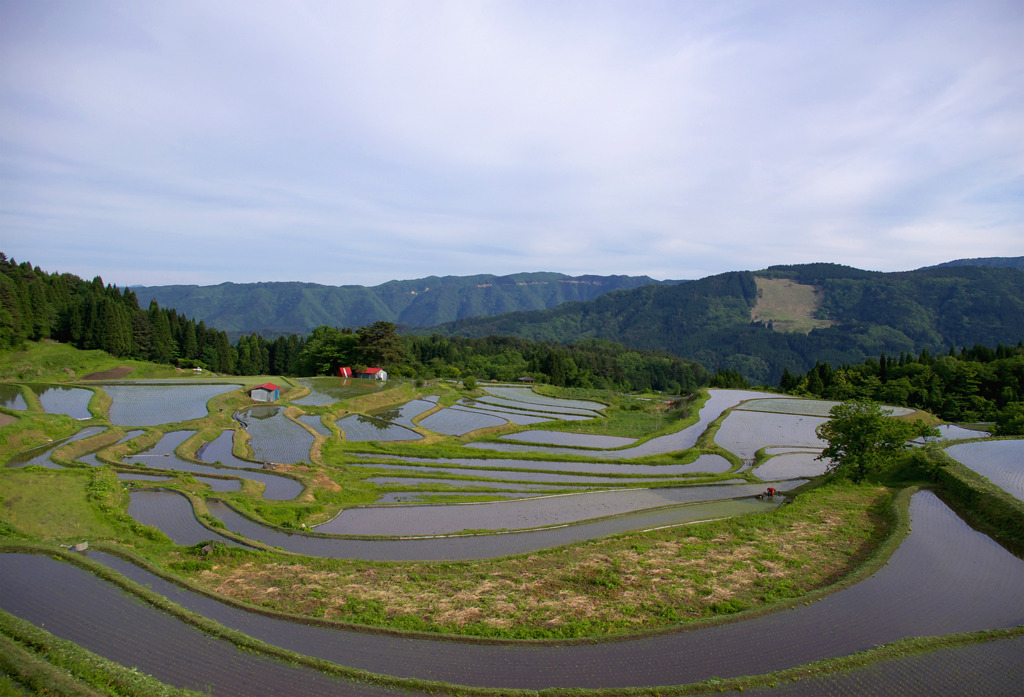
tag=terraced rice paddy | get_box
[419,407,508,435]
[0,384,27,410]
[945,439,1024,501]
[290,377,387,405]
[716,410,828,461]
[296,413,332,436]
[237,405,314,463]
[315,480,807,535]
[355,453,734,476]
[754,451,830,479]
[336,413,422,441]
[499,430,636,448]
[196,430,261,468]
[6,426,107,468]
[104,383,238,426]
[34,385,93,419]
[369,398,436,428]
[121,430,303,500]
[736,397,915,417]
[350,462,697,486]
[5,491,1023,692]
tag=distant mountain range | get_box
[921,256,1024,271]
[133,273,671,338]
[134,258,1024,383]
[425,262,1024,383]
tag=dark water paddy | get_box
[103,383,238,426]
[290,377,388,406]
[6,426,107,468]
[237,406,314,463]
[316,481,806,535]
[499,430,636,448]
[351,462,698,486]
[207,496,783,560]
[464,390,781,459]
[363,476,588,492]
[419,407,508,435]
[5,491,1022,692]
[946,439,1024,501]
[0,383,27,410]
[196,429,262,468]
[453,406,555,425]
[352,453,733,476]
[374,491,540,503]
[0,553,400,697]
[482,386,607,411]
[122,430,303,500]
[475,395,600,417]
[34,385,94,419]
[370,399,437,428]
[337,413,422,441]
[296,413,332,436]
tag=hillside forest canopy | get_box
[0,255,706,394]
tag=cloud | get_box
[2,0,1022,286]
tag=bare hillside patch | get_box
[751,277,836,334]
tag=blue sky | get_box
[2,1,1022,287]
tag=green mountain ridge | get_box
[132,272,670,338]
[424,263,1024,384]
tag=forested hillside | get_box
[0,254,235,371]
[428,264,1024,384]
[132,272,668,337]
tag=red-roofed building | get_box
[249,382,281,402]
[337,367,353,378]
[355,367,388,381]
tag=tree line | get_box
[778,342,1024,432]
[0,256,707,393]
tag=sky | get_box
[2,0,1022,288]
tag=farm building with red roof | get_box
[249,382,281,402]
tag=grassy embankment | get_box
[169,482,890,639]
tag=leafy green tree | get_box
[818,399,938,481]
[994,402,1024,436]
[356,321,406,368]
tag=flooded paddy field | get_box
[196,430,261,468]
[737,634,1024,696]
[104,383,238,426]
[0,383,27,410]
[715,410,828,461]
[205,495,782,560]
[296,413,331,436]
[946,439,1024,501]
[362,476,588,492]
[351,461,699,486]
[451,402,563,424]
[467,389,783,458]
[128,490,248,547]
[499,430,637,448]
[916,423,989,443]
[475,395,601,417]
[0,554,394,697]
[370,398,437,428]
[355,453,734,476]
[374,490,540,503]
[336,413,422,441]
[6,426,107,468]
[418,407,508,435]
[237,406,314,463]
[753,451,830,479]
[34,385,93,419]
[290,377,388,406]
[316,481,806,535]
[7,491,1022,691]
[483,386,607,411]
[122,430,303,500]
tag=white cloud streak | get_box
[1,0,1022,286]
